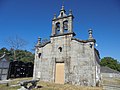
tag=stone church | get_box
[33,6,101,86]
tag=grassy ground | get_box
[102,77,120,85]
[0,78,102,90]
[33,81,102,90]
[0,84,20,90]
[0,78,31,90]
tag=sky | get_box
[0,0,120,61]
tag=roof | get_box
[71,38,96,43]
[36,41,51,48]
[0,52,6,60]
[0,52,9,61]
[101,66,120,74]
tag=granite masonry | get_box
[33,6,101,86]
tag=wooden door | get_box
[55,63,64,84]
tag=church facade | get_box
[33,6,100,86]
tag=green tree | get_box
[0,47,7,56]
[0,48,34,63]
[15,49,34,63]
[100,57,120,72]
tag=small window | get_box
[58,47,62,52]
[61,12,63,17]
[38,53,41,58]
[90,44,92,48]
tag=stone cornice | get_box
[35,41,51,48]
[72,38,96,43]
[50,32,76,38]
[52,15,74,21]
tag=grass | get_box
[0,84,20,90]
[0,78,103,90]
[0,77,32,90]
[0,83,20,90]
[102,77,120,85]
[33,81,102,90]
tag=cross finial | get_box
[61,0,65,11]
[62,0,64,6]
[61,5,64,11]
[69,9,72,15]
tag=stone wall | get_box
[33,34,100,86]
[101,73,120,78]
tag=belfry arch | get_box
[55,22,60,35]
[63,20,68,33]
[51,5,74,36]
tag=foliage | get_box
[0,78,32,90]
[0,47,34,63]
[100,57,120,72]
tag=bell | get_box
[56,24,60,31]
[56,26,60,31]
[64,23,68,30]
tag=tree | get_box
[5,36,27,60]
[0,47,7,56]
[100,57,120,72]
[0,48,34,63]
[15,49,34,63]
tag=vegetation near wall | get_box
[100,57,120,72]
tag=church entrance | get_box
[55,63,64,84]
